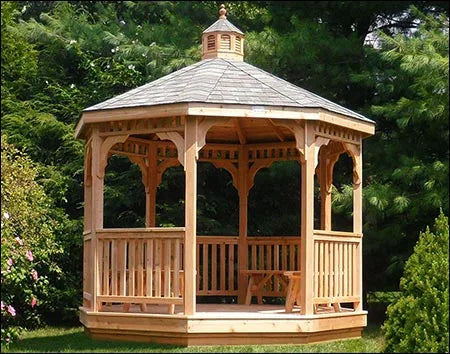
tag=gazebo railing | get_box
[247,237,301,296]
[312,230,362,308]
[196,236,301,297]
[196,236,239,296]
[87,229,361,312]
[95,228,185,309]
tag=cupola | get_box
[201,4,244,61]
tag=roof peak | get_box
[219,4,227,19]
[201,4,244,61]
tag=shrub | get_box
[1,135,62,346]
[382,211,449,353]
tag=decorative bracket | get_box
[128,155,149,192]
[98,134,129,178]
[156,132,185,167]
[197,117,230,153]
[271,119,305,162]
[210,160,239,190]
[156,158,180,186]
[314,136,330,168]
[247,160,275,193]
[84,144,92,187]
[343,143,361,185]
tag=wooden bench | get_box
[283,271,302,312]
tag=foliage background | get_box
[1,0,448,345]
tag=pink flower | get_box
[1,301,4,310]
[7,258,13,267]
[15,237,23,246]
[26,250,34,261]
[31,297,37,308]
[7,305,16,316]
[31,269,38,281]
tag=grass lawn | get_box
[2,324,384,353]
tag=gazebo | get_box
[76,5,375,346]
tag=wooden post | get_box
[237,146,249,304]
[184,116,197,315]
[353,139,363,311]
[91,128,104,312]
[146,143,158,227]
[83,144,92,309]
[300,121,315,315]
[319,150,332,230]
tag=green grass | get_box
[2,324,384,353]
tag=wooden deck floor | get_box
[100,303,354,318]
[81,303,366,346]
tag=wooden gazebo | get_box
[76,5,375,346]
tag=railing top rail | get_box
[313,230,362,238]
[96,227,185,233]
[248,236,301,242]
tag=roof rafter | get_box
[234,118,247,144]
[267,119,286,142]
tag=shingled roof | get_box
[84,58,372,123]
[203,18,244,35]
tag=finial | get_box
[219,4,227,19]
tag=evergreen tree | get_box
[382,211,449,352]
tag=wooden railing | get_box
[195,236,301,297]
[247,237,301,296]
[312,230,361,307]
[96,228,185,308]
[196,236,239,296]
[83,230,93,307]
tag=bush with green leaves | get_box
[1,135,63,346]
[382,211,449,353]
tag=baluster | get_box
[164,239,171,297]
[203,243,208,292]
[128,240,135,297]
[211,243,217,292]
[174,239,180,297]
[220,243,226,291]
[146,239,153,297]
[324,241,329,299]
[228,244,235,291]
[155,239,161,297]
[111,240,117,296]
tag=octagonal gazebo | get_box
[76,5,375,346]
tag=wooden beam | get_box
[267,119,285,142]
[352,138,363,312]
[300,121,315,315]
[184,116,197,315]
[234,118,247,144]
[237,146,249,304]
[90,128,104,312]
[147,143,158,227]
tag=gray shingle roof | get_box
[84,58,373,123]
[203,18,244,35]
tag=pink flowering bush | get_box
[1,136,62,346]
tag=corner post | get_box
[146,143,158,227]
[90,128,104,312]
[353,139,363,311]
[184,116,197,315]
[237,145,249,304]
[300,121,315,315]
